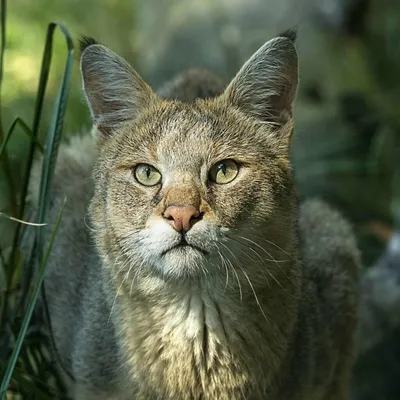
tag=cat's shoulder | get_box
[297,197,360,303]
[298,198,359,264]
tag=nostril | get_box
[164,213,174,221]
[163,206,203,232]
[163,208,175,221]
[190,212,204,224]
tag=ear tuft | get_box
[79,36,99,55]
[279,28,297,43]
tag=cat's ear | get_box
[80,38,155,138]
[223,31,298,129]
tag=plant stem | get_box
[0,0,18,217]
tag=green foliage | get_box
[0,0,398,397]
[0,0,74,396]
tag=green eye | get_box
[209,159,239,184]
[134,164,162,186]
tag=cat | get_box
[28,30,360,399]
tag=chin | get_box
[156,245,209,279]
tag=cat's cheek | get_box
[106,179,157,231]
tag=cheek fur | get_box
[105,173,159,233]
[207,172,276,227]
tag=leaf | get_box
[7,18,74,328]
[34,22,74,266]
[0,19,74,399]
[0,200,65,397]
[0,246,6,292]
[0,213,46,227]
[0,0,17,214]
[0,118,43,161]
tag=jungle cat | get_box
[29,31,360,399]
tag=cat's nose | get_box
[163,205,202,232]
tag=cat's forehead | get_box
[155,107,217,167]
[129,104,218,161]
[154,105,216,140]
[120,102,268,168]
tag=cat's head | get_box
[81,32,298,283]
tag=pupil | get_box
[145,166,151,178]
[218,163,227,175]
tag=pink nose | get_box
[163,205,201,232]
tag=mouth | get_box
[161,238,208,256]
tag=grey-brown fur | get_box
[30,32,360,399]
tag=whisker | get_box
[219,242,243,301]
[236,235,289,283]
[240,267,270,324]
[108,257,131,323]
[217,249,230,292]
[109,247,129,283]
[83,213,97,232]
[221,241,270,324]
[229,227,300,263]
[129,259,146,296]
[223,234,288,287]
[230,239,273,289]
[233,234,291,282]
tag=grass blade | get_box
[0,200,65,398]
[5,22,74,395]
[0,212,47,226]
[0,22,74,361]
[0,0,5,108]
[0,246,5,292]
[10,21,73,272]
[0,21,74,397]
[0,118,43,159]
[0,0,17,215]
[35,23,74,267]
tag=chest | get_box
[116,291,292,399]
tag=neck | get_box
[108,258,301,399]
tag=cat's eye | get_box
[134,164,162,186]
[209,159,239,184]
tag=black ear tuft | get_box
[79,36,99,54]
[279,28,297,43]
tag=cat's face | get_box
[91,102,294,279]
[82,33,298,281]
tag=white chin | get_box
[156,246,208,278]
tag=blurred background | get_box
[0,0,399,398]
[2,0,399,266]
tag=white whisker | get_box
[219,242,243,301]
